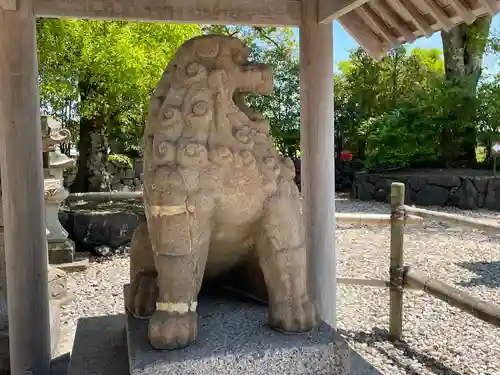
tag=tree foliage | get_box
[37,19,202,191]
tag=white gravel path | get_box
[58,197,500,375]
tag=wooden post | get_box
[389,182,405,340]
[300,4,336,327]
[0,0,52,374]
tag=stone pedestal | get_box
[44,178,76,265]
[119,286,380,375]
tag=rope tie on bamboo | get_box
[391,206,406,221]
[389,266,407,291]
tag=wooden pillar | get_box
[0,1,52,374]
[300,2,336,327]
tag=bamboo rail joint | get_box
[405,267,500,327]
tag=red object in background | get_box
[340,151,353,161]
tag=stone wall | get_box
[65,157,144,192]
[352,171,500,210]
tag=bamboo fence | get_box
[67,183,500,338]
[385,182,500,340]
[66,192,424,225]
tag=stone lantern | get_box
[41,116,76,264]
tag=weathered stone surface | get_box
[128,35,316,351]
[48,240,75,265]
[485,179,500,211]
[60,206,143,253]
[415,184,450,206]
[352,171,500,211]
[65,157,144,193]
[125,287,381,375]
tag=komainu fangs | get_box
[127,35,317,350]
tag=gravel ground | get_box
[58,197,500,375]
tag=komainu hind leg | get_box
[127,220,158,319]
[255,180,317,333]
[147,194,214,350]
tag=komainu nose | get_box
[237,63,273,95]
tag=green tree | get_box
[37,19,201,192]
[441,16,492,166]
[334,46,444,160]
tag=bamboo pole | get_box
[336,212,422,225]
[405,267,500,327]
[389,182,405,340]
[66,192,423,227]
[66,191,143,202]
[404,205,500,232]
[337,277,421,290]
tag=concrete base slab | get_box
[125,285,382,375]
[55,252,90,273]
[68,314,129,375]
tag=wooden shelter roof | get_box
[3,0,499,58]
[334,0,500,59]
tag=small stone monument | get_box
[41,116,76,265]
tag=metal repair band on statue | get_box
[156,301,198,313]
[149,205,187,217]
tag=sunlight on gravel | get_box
[59,197,500,375]
[336,197,500,375]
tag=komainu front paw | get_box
[268,299,317,333]
[127,271,158,319]
[148,310,198,350]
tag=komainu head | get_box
[143,35,295,194]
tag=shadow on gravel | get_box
[456,260,500,288]
[338,327,462,375]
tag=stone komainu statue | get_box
[127,35,317,350]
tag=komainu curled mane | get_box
[127,35,317,350]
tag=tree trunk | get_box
[71,116,108,192]
[441,16,492,167]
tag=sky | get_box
[329,14,500,75]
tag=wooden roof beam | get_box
[477,0,498,15]
[448,0,475,24]
[0,0,16,10]
[392,0,433,36]
[424,0,453,31]
[370,0,416,42]
[339,11,387,59]
[318,0,370,22]
[357,4,399,47]
[34,0,301,26]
